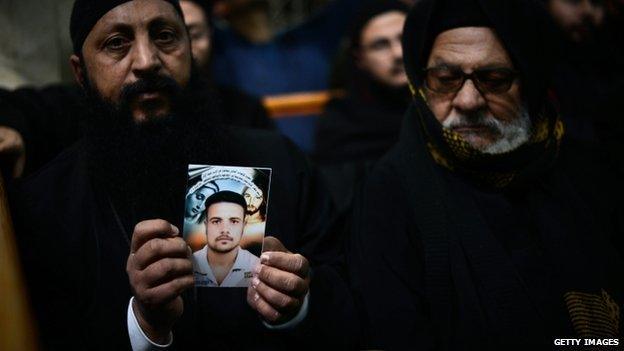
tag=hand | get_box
[0,126,25,178]
[126,220,194,343]
[247,236,310,324]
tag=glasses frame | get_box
[422,66,519,95]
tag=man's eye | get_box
[105,37,129,51]
[155,31,176,44]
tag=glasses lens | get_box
[426,68,463,94]
[475,69,515,93]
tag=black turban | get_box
[402,0,556,116]
[349,0,411,50]
[203,191,247,214]
[70,0,185,55]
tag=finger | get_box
[131,220,179,253]
[141,258,194,288]
[262,236,289,253]
[260,252,309,277]
[139,275,195,307]
[251,276,302,313]
[133,237,189,270]
[256,264,308,296]
[248,288,281,323]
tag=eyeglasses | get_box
[423,66,519,95]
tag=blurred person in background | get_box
[208,0,364,152]
[314,0,410,211]
[0,0,272,181]
[545,0,624,174]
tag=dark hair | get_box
[200,191,247,222]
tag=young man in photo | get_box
[193,191,260,287]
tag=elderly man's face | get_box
[424,27,530,154]
[205,202,245,254]
[71,0,192,123]
[548,0,605,43]
[357,11,408,88]
[181,0,211,67]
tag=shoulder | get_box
[11,141,88,215]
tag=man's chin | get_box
[131,108,171,124]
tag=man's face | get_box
[424,27,531,154]
[181,0,211,67]
[185,186,215,218]
[206,202,245,253]
[243,188,263,215]
[73,0,192,123]
[357,11,408,88]
[548,0,605,43]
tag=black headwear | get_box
[203,191,247,215]
[70,0,185,55]
[349,0,410,50]
[402,0,556,116]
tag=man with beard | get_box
[192,191,259,288]
[10,0,356,349]
[314,0,410,211]
[0,0,271,181]
[347,0,624,349]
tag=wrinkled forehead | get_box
[428,27,514,69]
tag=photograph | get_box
[183,165,272,288]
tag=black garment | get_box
[10,128,357,350]
[347,104,624,350]
[549,35,624,175]
[314,76,409,211]
[0,83,273,177]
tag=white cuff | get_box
[262,292,310,330]
[127,297,173,351]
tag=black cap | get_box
[70,0,185,55]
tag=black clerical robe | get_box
[11,128,356,350]
[348,105,624,350]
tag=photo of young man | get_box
[192,191,260,287]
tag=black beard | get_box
[83,71,229,230]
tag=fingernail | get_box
[252,277,259,288]
[170,224,179,236]
[260,253,270,263]
[254,264,262,275]
[254,293,260,302]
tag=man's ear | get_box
[70,54,86,88]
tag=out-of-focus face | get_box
[205,202,245,253]
[185,186,215,218]
[181,0,211,67]
[243,188,263,215]
[424,27,531,154]
[71,0,192,123]
[548,0,605,43]
[357,11,408,88]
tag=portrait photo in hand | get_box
[183,165,272,288]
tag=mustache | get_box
[215,235,234,242]
[443,112,503,136]
[119,74,182,106]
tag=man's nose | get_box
[451,79,487,113]
[391,39,403,60]
[131,38,162,77]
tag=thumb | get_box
[262,236,290,253]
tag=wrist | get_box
[132,298,172,344]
